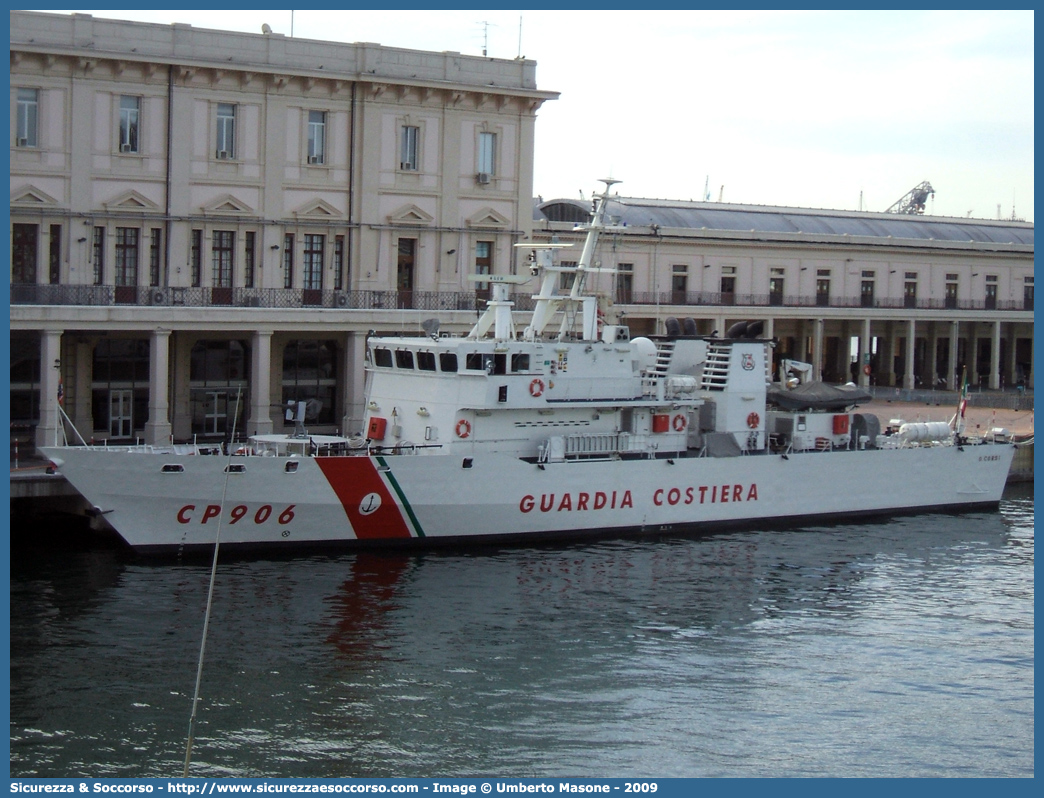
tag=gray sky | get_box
[50,9,1034,221]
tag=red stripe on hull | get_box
[315,458,413,539]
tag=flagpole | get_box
[952,366,967,437]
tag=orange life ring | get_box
[529,378,545,397]
[672,413,687,432]
[455,419,471,439]
[746,412,760,429]
[863,364,872,375]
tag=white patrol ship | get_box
[44,180,1016,553]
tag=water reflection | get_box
[9,488,1033,778]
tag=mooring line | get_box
[183,388,242,776]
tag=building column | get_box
[927,321,939,388]
[879,322,893,387]
[72,339,93,438]
[859,317,871,387]
[144,329,172,445]
[343,332,368,436]
[812,318,824,382]
[249,330,274,435]
[793,320,808,363]
[968,322,979,387]
[904,319,916,389]
[1007,325,1019,387]
[989,320,1001,390]
[947,320,959,391]
[35,329,63,451]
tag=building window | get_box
[303,234,325,291]
[190,229,203,287]
[860,271,875,308]
[11,223,37,284]
[616,263,633,304]
[244,231,256,289]
[212,230,234,288]
[282,340,337,425]
[475,241,492,292]
[216,103,236,159]
[188,339,248,438]
[49,224,61,285]
[283,234,295,289]
[92,227,106,286]
[119,95,140,153]
[816,268,830,308]
[91,339,150,438]
[149,228,162,286]
[904,274,917,309]
[10,335,42,430]
[984,275,998,310]
[478,131,496,175]
[400,125,419,170]
[671,264,687,304]
[307,111,326,164]
[115,228,139,287]
[1024,276,1033,311]
[333,235,345,291]
[769,267,785,306]
[860,280,875,307]
[397,238,416,307]
[720,265,736,304]
[16,88,38,147]
[945,273,958,310]
[816,278,830,307]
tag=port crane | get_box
[885,181,934,214]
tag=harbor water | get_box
[10,484,1034,778]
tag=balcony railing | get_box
[8,283,1032,313]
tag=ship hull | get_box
[43,443,1016,554]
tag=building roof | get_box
[535,197,1033,250]
[10,11,558,100]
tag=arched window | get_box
[540,202,591,224]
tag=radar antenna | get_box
[885,181,934,214]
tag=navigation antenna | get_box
[479,20,492,56]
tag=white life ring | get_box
[529,378,545,397]
[673,414,687,432]
[455,419,471,439]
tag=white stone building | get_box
[10,11,557,447]
[533,197,1033,393]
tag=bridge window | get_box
[439,352,458,372]
[395,349,415,369]
[417,351,437,371]
[373,348,393,368]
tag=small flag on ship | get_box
[57,376,64,406]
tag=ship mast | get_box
[523,178,620,342]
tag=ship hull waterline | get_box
[43,443,1015,554]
